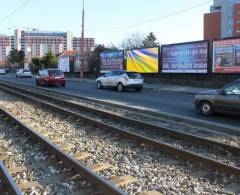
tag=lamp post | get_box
[80,0,85,79]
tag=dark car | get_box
[36,69,65,87]
[195,80,240,116]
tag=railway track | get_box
[0,105,127,194]
[0,160,22,195]
[0,81,239,173]
[0,81,239,193]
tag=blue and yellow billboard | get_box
[127,47,159,73]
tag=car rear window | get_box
[49,70,63,76]
[23,69,30,72]
[126,72,142,79]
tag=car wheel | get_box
[136,87,142,92]
[36,80,40,86]
[96,81,102,89]
[200,101,213,116]
[16,75,18,78]
[44,81,49,87]
[62,82,65,87]
[117,83,124,92]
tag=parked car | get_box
[36,69,65,87]
[195,79,240,116]
[96,71,143,92]
[0,69,6,75]
[16,69,32,78]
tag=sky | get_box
[0,0,212,46]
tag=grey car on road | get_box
[195,79,240,116]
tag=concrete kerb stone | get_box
[31,85,240,136]
[65,78,200,95]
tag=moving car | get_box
[96,70,143,92]
[195,79,240,116]
[36,69,65,87]
[0,69,6,75]
[16,69,32,78]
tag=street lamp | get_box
[80,0,85,79]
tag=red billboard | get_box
[213,38,240,73]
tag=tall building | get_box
[20,30,73,58]
[0,29,95,64]
[0,35,11,63]
[72,37,95,53]
[204,0,240,40]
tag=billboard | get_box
[100,51,124,72]
[58,57,70,72]
[162,41,208,73]
[213,38,240,73]
[126,47,159,73]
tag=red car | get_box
[36,69,65,87]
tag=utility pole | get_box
[80,0,85,79]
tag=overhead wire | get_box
[86,0,212,32]
[0,0,32,23]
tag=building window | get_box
[236,20,240,24]
[236,30,240,33]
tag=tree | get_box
[143,32,159,47]
[32,57,45,70]
[8,49,25,68]
[43,51,57,68]
[89,45,114,76]
[119,32,145,50]
[18,50,25,65]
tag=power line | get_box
[0,0,32,23]
[86,0,212,32]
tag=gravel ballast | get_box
[0,89,239,194]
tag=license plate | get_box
[55,77,61,79]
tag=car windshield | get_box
[126,72,142,79]
[49,70,63,76]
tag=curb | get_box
[31,86,240,136]
[65,78,200,95]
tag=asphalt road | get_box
[0,74,239,128]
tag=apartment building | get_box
[0,35,11,63]
[204,0,240,40]
[0,29,95,64]
[72,37,95,53]
[19,30,73,57]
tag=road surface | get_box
[0,74,239,128]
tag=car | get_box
[16,69,32,78]
[36,69,65,87]
[0,69,6,75]
[195,79,240,116]
[96,70,143,92]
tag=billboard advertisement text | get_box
[100,51,124,72]
[162,41,208,73]
[213,39,240,73]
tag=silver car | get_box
[96,71,144,92]
[195,80,240,116]
[16,69,32,78]
[0,69,6,75]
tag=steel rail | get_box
[0,83,239,176]
[0,81,239,153]
[0,160,22,195]
[0,107,126,195]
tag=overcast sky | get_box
[0,0,212,46]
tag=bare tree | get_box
[119,32,146,50]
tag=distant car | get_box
[195,79,240,116]
[96,71,143,92]
[16,69,32,78]
[36,69,65,87]
[0,69,6,75]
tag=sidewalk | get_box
[65,77,214,95]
